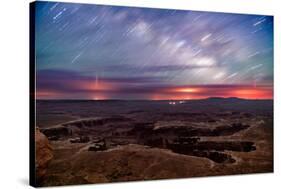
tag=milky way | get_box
[35,1,273,100]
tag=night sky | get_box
[35,1,273,100]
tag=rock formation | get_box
[35,128,53,183]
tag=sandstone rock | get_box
[36,128,53,183]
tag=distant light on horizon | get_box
[176,88,200,93]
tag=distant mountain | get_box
[206,97,244,101]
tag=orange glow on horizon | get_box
[176,87,201,93]
[232,88,272,99]
[36,84,273,100]
[82,80,115,91]
[90,93,109,100]
[36,90,61,99]
[152,85,273,100]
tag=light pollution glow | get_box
[35,1,273,100]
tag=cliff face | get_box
[35,128,53,183]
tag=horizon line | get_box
[35,97,273,101]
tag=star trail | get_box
[35,1,273,100]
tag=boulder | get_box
[35,128,53,182]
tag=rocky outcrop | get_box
[62,116,132,128]
[128,122,250,139]
[35,128,53,183]
[88,139,107,151]
[151,123,250,137]
[41,126,70,140]
[143,137,255,163]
